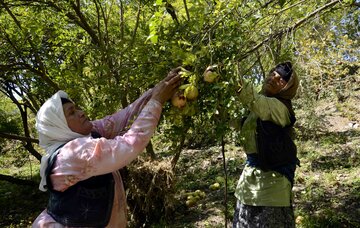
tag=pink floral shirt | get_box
[32,95,162,228]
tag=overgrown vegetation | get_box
[0,0,359,227]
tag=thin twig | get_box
[183,0,190,21]
[221,135,228,227]
[238,0,343,61]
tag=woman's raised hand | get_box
[151,67,183,105]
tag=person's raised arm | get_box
[91,90,152,139]
[92,67,182,139]
[51,68,183,188]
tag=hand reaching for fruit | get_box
[170,64,221,109]
[151,67,182,105]
[170,67,200,109]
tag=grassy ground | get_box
[0,158,47,228]
[1,91,359,228]
[167,130,360,228]
[1,133,359,228]
[164,89,360,227]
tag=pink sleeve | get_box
[50,99,162,192]
[91,89,152,139]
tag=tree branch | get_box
[183,0,190,21]
[238,0,343,61]
[94,0,103,45]
[0,0,60,91]
[0,132,38,143]
[201,1,276,44]
[274,0,306,15]
[1,82,42,161]
[23,0,101,46]
[118,0,124,40]
[129,1,141,48]
[69,0,101,45]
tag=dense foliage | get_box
[0,0,359,226]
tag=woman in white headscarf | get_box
[32,68,182,228]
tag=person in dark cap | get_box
[274,61,293,82]
[228,61,300,227]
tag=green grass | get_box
[1,109,359,227]
[1,135,360,227]
[293,130,360,228]
[0,180,48,227]
[1,136,360,228]
[0,150,47,227]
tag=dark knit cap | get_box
[274,62,293,82]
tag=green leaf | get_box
[146,34,158,44]
[279,0,286,7]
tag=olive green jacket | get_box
[234,81,293,207]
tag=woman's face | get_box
[263,71,288,97]
[62,102,93,135]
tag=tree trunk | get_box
[24,142,42,161]
[171,123,190,170]
[171,134,185,170]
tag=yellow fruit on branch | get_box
[171,91,187,108]
[184,85,199,100]
[204,71,218,83]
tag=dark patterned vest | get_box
[246,99,300,186]
[254,113,298,170]
[45,132,114,227]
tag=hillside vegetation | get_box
[0,0,359,227]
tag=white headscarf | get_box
[36,90,89,191]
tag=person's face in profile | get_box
[63,102,93,135]
[263,71,288,97]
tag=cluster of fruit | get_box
[181,189,207,208]
[171,65,220,108]
[180,180,222,208]
[171,83,198,108]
